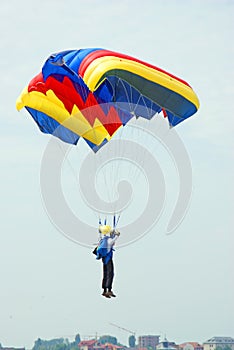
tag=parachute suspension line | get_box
[127,129,145,184]
[113,214,121,229]
[128,115,158,187]
[108,76,121,209]
[127,90,169,189]
[97,93,118,216]
[55,135,101,225]
[101,77,126,218]
[130,80,153,182]
[77,81,114,226]
[118,77,137,193]
[55,138,80,190]
[120,85,147,189]
[95,148,108,224]
[98,214,120,229]
[133,114,173,194]
[110,77,133,217]
[78,83,106,225]
[92,76,172,228]
[79,82,112,223]
[104,77,154,221]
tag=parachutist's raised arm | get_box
[109,230,120,245]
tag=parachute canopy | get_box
[16,48,199,151]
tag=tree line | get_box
[31,334,136,350]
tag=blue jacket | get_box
[96,234,118,264]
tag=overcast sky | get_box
[0,0,233,349]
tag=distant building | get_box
[157,338,177,350]
[78,340,125,350]
[203,337,234,350]
[179,342,203,350]
[94,343,125,350]
[138,336,160,349]
[79,339,98,350]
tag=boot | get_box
[107,290,116,297]
[102,289,111,298]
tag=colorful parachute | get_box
[16,48,199,151]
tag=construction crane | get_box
[109,322,136,337]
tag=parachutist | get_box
[93,225,120,298]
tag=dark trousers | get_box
[102,259,114,291]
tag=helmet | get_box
[99,225,112,235]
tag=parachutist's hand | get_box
[115,230,120,236]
